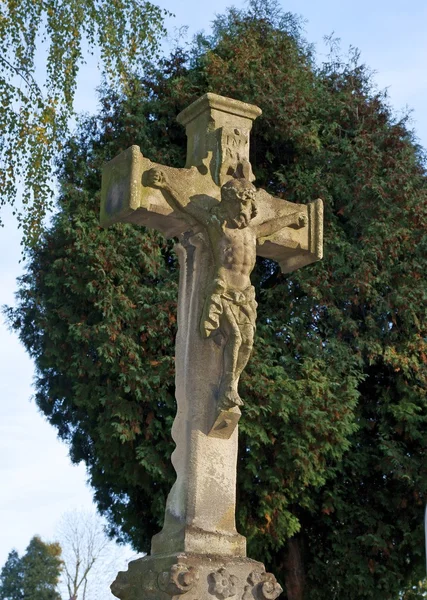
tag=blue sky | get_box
[1,0,426,583]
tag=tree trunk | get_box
[283,536,305,600]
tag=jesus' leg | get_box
[218,302,245,409]
[234,323,255,383]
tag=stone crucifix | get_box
[100,94,323,600]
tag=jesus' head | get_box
[220,178,257,228]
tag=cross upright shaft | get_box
[100,93,323,561]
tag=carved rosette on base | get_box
[111,553,282,600]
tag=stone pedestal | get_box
[111,553,282,600]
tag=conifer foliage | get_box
[0,537,62,600]
[7,2,427,598]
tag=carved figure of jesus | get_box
[146,169,307,410]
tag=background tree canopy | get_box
[0,0,167,247]
[6,2,427,599]
[0,536,62,600]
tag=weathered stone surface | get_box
[111,553,283,600]
[101,93,324,600]
[151,230,246,558]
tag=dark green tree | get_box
[0,537,62,600]
[0,551,23,600]
[6,2,427,599]
[400,579,427,600]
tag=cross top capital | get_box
[177,93,262,186]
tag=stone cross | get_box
[100,94,323,600]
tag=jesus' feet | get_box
[218,387,244,410]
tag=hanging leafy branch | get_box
[0,0,169,248]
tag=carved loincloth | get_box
[202,278,257,337]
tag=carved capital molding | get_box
[209,567,239,599]
[158,563,199,595]
[248,570,283,600]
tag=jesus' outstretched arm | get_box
[254,209,308,239]
[145,167,208,226]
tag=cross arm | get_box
[253,189,323,274]
[145,167,209,227]
[100,145,210,238]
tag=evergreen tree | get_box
[0,551,23,600]
[0,537,62,600]
[6,2,427,598]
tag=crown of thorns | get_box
[221,179,258,218]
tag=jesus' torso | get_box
[208,224,257,291]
